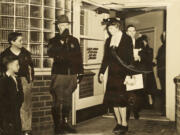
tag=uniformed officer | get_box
[47,15,83,134]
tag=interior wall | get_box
[166,2,180,121]
[125,10,164,89]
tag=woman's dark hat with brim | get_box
[54,15,71,24]
[101,17,121,26]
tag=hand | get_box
[124,76,136,86]
[77,74,83,84]
[134,55,141,61]
[98,73,104,83]
[124,75,131,85]
[133,49,141,61]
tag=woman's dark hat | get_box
[140,35,148,42]
[54,15,71,24]
[101,17,121,26]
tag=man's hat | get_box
[55,15,71,24]
[101,17,121,26]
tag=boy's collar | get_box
[6,71,17,77]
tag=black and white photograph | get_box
[0,0,180,135]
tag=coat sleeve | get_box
[0,53,3,77]
[28,53,34,81]
[70,38,84,74]
[17,77,24,108]
[123,36,135,75]
[99,38,110,75]
[139,46,153,64]
[0,79,7,116]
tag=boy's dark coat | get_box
[0,75,24,135]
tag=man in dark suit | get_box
[47,15,83,134]
[126,25,143,120]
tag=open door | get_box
[72,1,109,125]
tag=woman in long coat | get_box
[99,18,134,134]
[137,35,157,106]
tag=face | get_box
[11,36,23,49]
[57,23,69,34]
[108,25,119,36]
[7,60,19,73]
[127,27,136,38]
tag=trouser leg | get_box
[159,76,166,115]
[20,77,32,131]
[51,103,64,133]
[51,74,77,133]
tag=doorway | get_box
[119,7,167,121]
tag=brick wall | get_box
[32,75,53,133]
[31,74,91,133]
[174,75,180,134]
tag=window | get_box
[80,5,108,65]
[0,0,72,70]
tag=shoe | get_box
[113,124,121,133]
[63,123,77,133]
[120,126,128,134]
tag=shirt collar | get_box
[6,71,17,78]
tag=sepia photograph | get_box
[0,0,180,135]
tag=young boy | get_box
[0,55,24,135]
[0,32,34,135]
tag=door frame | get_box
[72,0,180,124]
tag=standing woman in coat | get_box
[99,18,134,134]
[137,35,157,106]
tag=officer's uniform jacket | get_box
[47,33,83,75]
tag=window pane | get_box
[30,19,42,30]
[0,17,14,29]
[44,0,55,6]
[0,3,14,16]
[44,20,54,31]
[16,0,28,3]
[0,30,13,42]
[30,31,42,43]
[44,7,55,19]
[30,0,42,5]
[30,44,41,68]
[43,44,53,68]
[16,4,28,17]
[32,58,41,68]
[0,43,10,53]
[65,0,71,11]
[44,32,54,44]
[16,18,28,29]
[56,0,64,8]
[56,9,64,17]
[30,44,41,56]
[30,5,42,18]
[0,0,14,2]
[20,31,28,44]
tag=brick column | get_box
[31,75,53,133]
[174,75,180,134]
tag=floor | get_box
[76,116,176,135]
[34,111,177,135]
